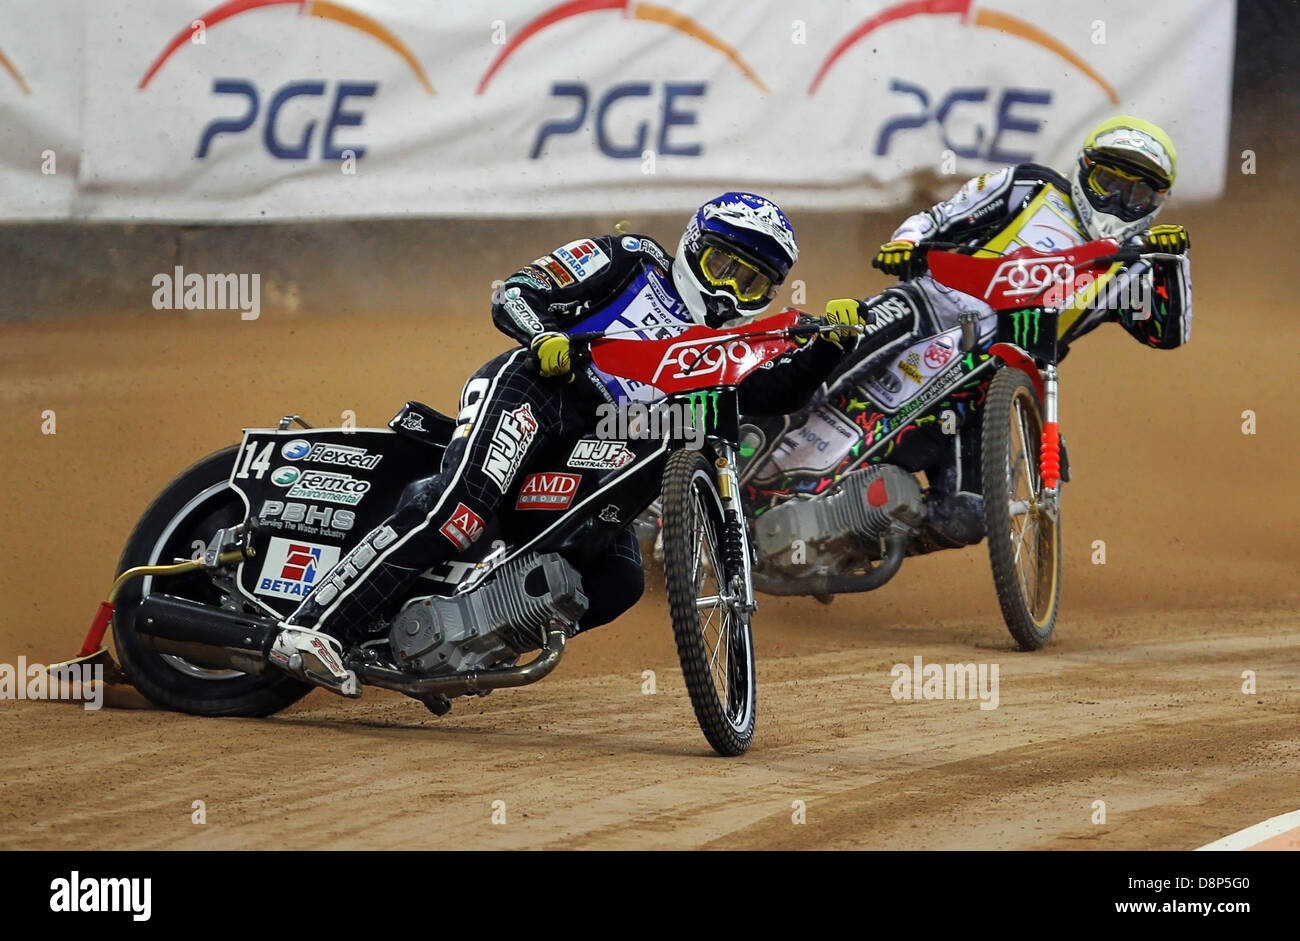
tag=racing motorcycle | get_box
[67,310,836,756]
[703,238,1172,650]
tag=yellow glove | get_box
[1146,224,1189,255]
[824,298,867,343]
[530,332,572,379]
[872,240,915,276]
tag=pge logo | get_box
[809,1,1120,162]
[137,0,434,160]
[477,0,768,160]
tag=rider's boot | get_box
[266,556,426,696]
[267,626,360,698]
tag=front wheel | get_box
[981,369,1061,650]
[660,449,756,756]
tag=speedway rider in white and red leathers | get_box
[811,115,1192,547]
[265,192,864,696]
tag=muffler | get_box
[134,594,276,675]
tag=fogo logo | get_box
[651,336,753,384]
[985,256,1074,300]
[138,0,434,160]
[479,0,768,160]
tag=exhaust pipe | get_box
[753,533,908,596]
[355,627,568,697]
[134,594,276,675]
[135,594,570,697]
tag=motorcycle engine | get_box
[753,465,925,575]
[389,552,588,675]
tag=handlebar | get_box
[569,320,849,351]
[915,238,1181,268]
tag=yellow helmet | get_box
[1071,115,1177,242]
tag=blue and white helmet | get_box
[673,192,799,328]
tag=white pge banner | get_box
[12,0,1236,220]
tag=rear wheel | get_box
[661,449,756,756]
[981,369,1061,650]
[112,447,311,716]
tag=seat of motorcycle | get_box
[388,400,456,448]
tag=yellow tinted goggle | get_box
[1086,162,1166,215]
[699,246,773,302]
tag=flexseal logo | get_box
[50,871,151,921]
[281,440,383,469]
[281,439,311,460]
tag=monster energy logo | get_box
[687,391,720,431]
[1010,309,1041,347]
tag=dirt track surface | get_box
[2,198,1297,850]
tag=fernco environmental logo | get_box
[284,470,372,506]
[271,466,301,487]
[1010,309,1042,347]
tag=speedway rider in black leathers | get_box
[805,115,1192,547]
[267,192,863,695]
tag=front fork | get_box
[712,441,758,615]
[1039,364,1062,516]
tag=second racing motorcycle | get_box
[714,238,1175,650]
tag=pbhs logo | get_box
[651,336,753,383]
[986,256,1074,299]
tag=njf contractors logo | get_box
[478,0,768,160]
[138,0,434,160]
[810,0,1120,163]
